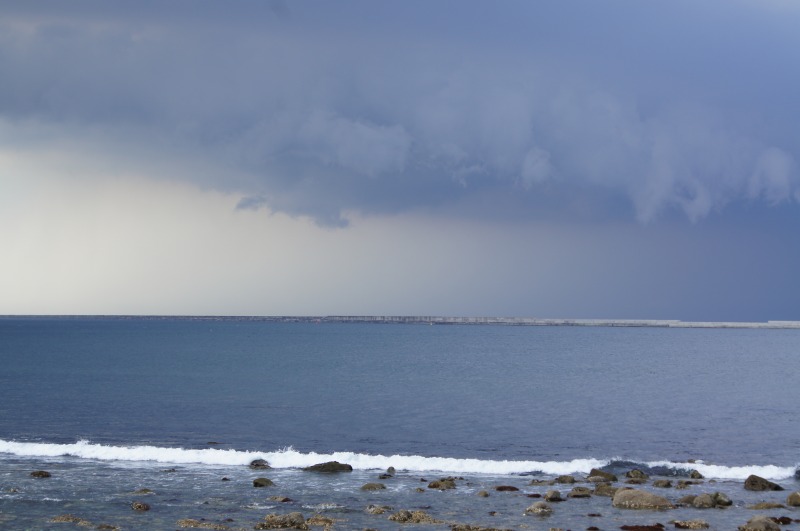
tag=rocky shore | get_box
[13,460,800,530]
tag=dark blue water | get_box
[3,317,800,530]
[2,317,799,465]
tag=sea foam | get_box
[0,439,795,480]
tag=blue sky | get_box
[1,1,799,320]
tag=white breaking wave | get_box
[0,439,795,480]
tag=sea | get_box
[1,316,799,530]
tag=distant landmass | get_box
[3,315,800,329]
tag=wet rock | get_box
[747,502,785,510]
[677,495,696,505]
[133,488,154,495]
[302,461,352,473]
[612,488,674,510]
[627,478,649,485]
[249,459,270,469]
[378,473,393,479]
[713,492,732,506]
[773,516,792,525]
[786,491,800,506]
[620,525,665,531]
[450,525,515,531]
[253,477,274,487]
[544,489,563,502]
[388,510,441,524]
[360,482,386,491]
[555,474,576,484]
[428,478,457,490]
[131,501,150,511]
[528,479,555,486]
[255,512,308,530]
[493,485,519,492]
[477,490,490,497]
[588,468,618,482]
[366,504,393,514]
[50,514,91,524]
[627,469,650,480]
[176,519,229,529]
[306,515,336,528]
[524,501,552,515]
[737,515,781,531]
[691,493,715,508]
[30,470,51,478]
[744,474,783,491]
[653,479,673,488]
[673,520,709,529]
[593,483,619,497]
[690,470,704,479]
[567,486,592,498]
[386,466,396,476]
[268,496,293,502]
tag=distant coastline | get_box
[2,315,800,329]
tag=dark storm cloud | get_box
[1,0,798,225]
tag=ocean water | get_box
[1,317,799,530]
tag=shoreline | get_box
[2,314,800,329]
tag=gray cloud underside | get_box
[2,0,798,225]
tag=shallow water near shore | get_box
[1,317,800,529]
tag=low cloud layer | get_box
[1,1,798,225]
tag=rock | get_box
[50,515,90,524]
[691,493,715,508]
[302,461,352,473]
[653,479,672,488]
[365,504,392,514]
[676,480,698,489]
[360,482,386,491]
[378,473,393,479]
[593,484,619,497]
[612,488,675,510]
[130,501,150,511]
[493,485,519,491]
[786,491,800,506]
[544,489,563,502]
[388,510,440,524]
[253,477,274,487]
[133,488,154,495]
[255,512,308,530]
[529,479,555,486]
[30,470,51,478]
[306,515,336,527]
[677,495,696,505]
[619,525,665,530]
[386,466,396,475]
[690,470,704,479]
[589,468,618,482]
[737,515,781,531]
[268,496,293,502]
[567,486,592,498]
[627,469,650,479]
[713,492,732,506]
[477,490,489,497]
[176,519,229,529]
[744,474,783,491]
[249,459,270,469]
[524,501,552,515]
[627,478,649,485]
[555,475,576,484]
[747,502,785,510]
[428,478,457,490]
[673,519,709,529]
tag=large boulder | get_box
[738,515,780,531]
[302,461,352,473]
[786,491,800,506]
[249,459,270,469]
[612,488,674,510]
[588,468,618,482]
[691,493,715,508]
[544,489,563,502]
[255,512,308,530]
[253,477,274,487]
[744,474,783,491]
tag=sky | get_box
[1,0,799,320]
